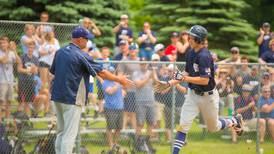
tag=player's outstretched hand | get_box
[117,74,135,88]
[154,80,171,93]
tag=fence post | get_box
[256,64,261,154]
[170,62,177,153]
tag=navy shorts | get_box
[123,92,136,112]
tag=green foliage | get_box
[0,0,129,48]
[141,0,258,61]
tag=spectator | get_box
[137,22,157,60]
[219,47,241,64]
[177,31,191,62]
[216,68,234,115]
[114,40,129,61]
[113,14,133,55]
[40,11,50,22]
[20,24,40,57]
[39,27,60,89]
[258,85,274,143]
[257,22,273,57]
[233,74,244,96]
[80,17,101,58]
[261,72,271,88]
[236,56,251,77]
[102,66,124,148]
[165,32,182,61]
[17,41,39,116]
[232,84,256,143]
[153,43,169,61]
[243,66,260,101]
[0,36,20,120]
[259,38,274,64]
[117,43,140,130]
[133,61,157,137]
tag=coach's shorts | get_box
[0,83,13,102]
[124,92,136,112]
[136,104,156,126]
[104,108,123,130]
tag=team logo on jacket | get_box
[193,63,199,72]
[205,68,211,75]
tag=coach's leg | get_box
[60,104,82,154]
[54,102,64,154]
[173,90,198,154]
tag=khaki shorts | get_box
[0,83,13,102]
[243,118,257,132]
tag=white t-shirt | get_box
[39,39,60,66]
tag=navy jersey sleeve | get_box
[198,55,212,78]
[81,52,103,77]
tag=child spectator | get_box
[232,84,256,143]
[153,43,169,61]
[137,22,157,60]
[0,36,20,120]
[20,24,40,57]
[165,32,182,61]
[102,66,124,148]
[114,40,129,61]
[17,41,39,116]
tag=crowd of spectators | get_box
[0,12,274,148]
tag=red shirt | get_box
[165,44,177,55]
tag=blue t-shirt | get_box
[261,50,274,63]
[258,97,274,119]
[185,48,215,92]
[115,27,133,46]
[102,80,123,110]
[257,33,271,57]
[138,31,156,50]
[234,96,254,120]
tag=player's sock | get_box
[218,118,237,130]
[173,131,186,154]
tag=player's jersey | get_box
[185,47,215,92]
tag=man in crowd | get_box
[257,22,273,58]
[137,22,157,60]
[113,14,133,55]
[259,38,274,64]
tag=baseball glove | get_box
[154,80,171,93]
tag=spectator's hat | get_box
[242,84,252,92]
[72,26,94,40]
[262,22,270,28]
[263,72,270,78]
[119,40,128,46]
[120,14,128,19]
[129,43,139,50]
[230,46,240,53]
[170,31,179,38]
[151,54,160,61]
[154,43,165,52]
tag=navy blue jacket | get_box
[50,43,102,105]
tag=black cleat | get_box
[233,114,244,136]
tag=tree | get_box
[142,0,258,61]
[0,0,129,48]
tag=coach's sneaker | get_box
[232,114,243,136]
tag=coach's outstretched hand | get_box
[117,74,135,88]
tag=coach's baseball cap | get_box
[72,26,94,40]
[262,22,270,27]
[129,43,139,50]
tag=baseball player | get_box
[155,25,243,154]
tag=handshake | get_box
[154,70,186,93]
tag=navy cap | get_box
[72,26,94,40]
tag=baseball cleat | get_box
[233,114,243,136]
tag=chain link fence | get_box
[0,20,274,154]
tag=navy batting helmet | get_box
[187,25,207,42]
